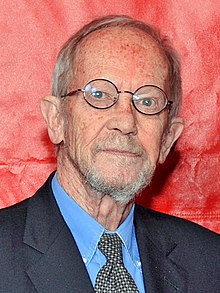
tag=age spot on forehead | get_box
[73,26,169,89]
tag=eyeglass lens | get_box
[83,79,167,114]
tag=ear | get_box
[159,117,184,164]
[40,96,65,144]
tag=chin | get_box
[84,165,154,204]
[91,166,143,186]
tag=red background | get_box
[0,0,219,233]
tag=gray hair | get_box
[52,15,182,118]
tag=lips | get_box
[100,148,141,157]
[94,143,143,157]
[91,134,144,158]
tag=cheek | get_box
[65,102,107,157]
[138,116,166,162]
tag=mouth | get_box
[100,148,141,158]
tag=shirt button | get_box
[136,261,141,267]
[83,257,87,264]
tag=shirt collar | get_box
[52,173,136,265]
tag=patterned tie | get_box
[94,233,139,292]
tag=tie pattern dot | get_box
[94,233,139,292]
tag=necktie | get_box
[94,233,139,292]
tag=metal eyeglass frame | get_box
[61,78,173,115]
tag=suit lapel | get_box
[22,175,188,292]
[23,175,94,293]
[134,205,188,292]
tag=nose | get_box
[106,92,138,135]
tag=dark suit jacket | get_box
[0,173,219,292]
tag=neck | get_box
[56,156,134,231]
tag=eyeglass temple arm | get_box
[61,89,81,98]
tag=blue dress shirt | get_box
[52,174,145,292]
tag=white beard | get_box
[84,161,155,204]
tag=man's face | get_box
[59,27,171,202]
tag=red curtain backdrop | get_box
[0,0,219,233]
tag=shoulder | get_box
[134,204,220,249]
[135,205,220,291]
[0,197,29,235]
[0,172,54,236]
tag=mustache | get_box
[91,134,145,156]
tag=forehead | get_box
[73,26,169,88]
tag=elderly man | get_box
[0,15,219,293]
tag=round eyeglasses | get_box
[61,78,172,115]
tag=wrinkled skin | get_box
[41,27,183,230]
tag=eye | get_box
[91,90,105,99]
[84,85,107,99]
[140,97,156,107]
[134,95,158,108]
[90,89,112,100]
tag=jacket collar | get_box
[23,173,188,292]
[134,205,188,292]
[23,173,94,293]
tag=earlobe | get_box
[40,96,64,144]
[159,117,184,163]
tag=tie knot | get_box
[98,233,122,263]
